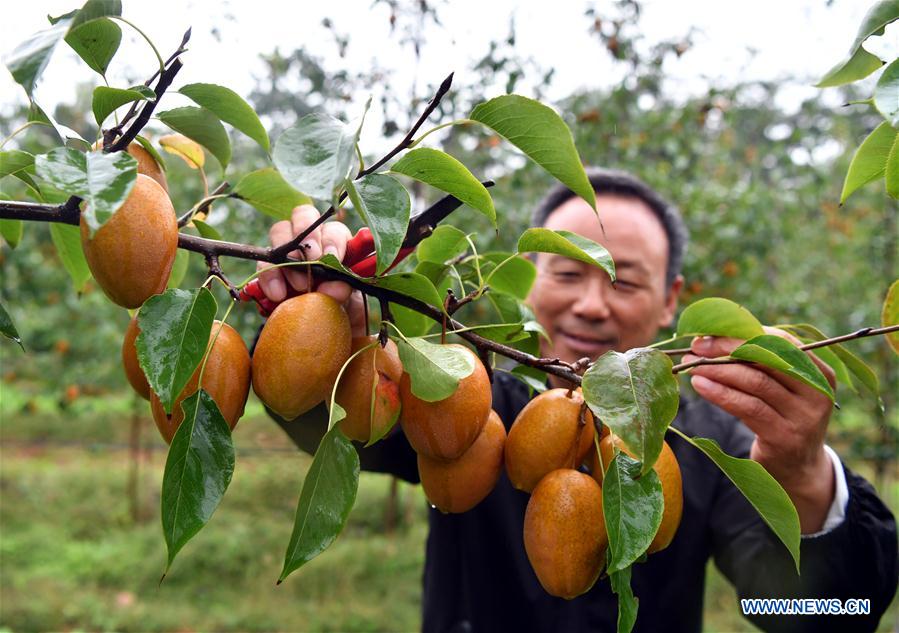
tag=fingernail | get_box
[695,336,714,352]
[324,245,338,258]
[691,375,717,392]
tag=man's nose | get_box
[571,275,611,320]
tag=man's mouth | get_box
[556,329,617,357]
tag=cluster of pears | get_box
[506,388,683,599]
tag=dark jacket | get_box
[273,372,898,632]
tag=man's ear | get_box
[658,274,684,328]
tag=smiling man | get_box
[260,168,898,633]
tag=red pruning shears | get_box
[240,181,494,316]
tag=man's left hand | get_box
[684,326,838,534]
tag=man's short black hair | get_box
[531,167,688,288]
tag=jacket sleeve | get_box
[708,421,899,633]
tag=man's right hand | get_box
[257,204,367,336]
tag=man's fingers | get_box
[256,261,286,302]
[346,291,367,338]
[291,205,323,261]
[688,358,795,419]
[317,280,353,305]
[690,374,781,433]
[690,335,742,358]
[320,221,353,262]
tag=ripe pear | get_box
[252,292,352,420]
[418,410,506,513]
[122,315,151,400]
[93,141,168,192]
[591,434,683,554]
[399,344,492,460]
[335,336,403,443]
[524,469,608,599]
[505,388,595,493]
[151,321,251,444]
[80,174,178,309]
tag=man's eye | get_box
[615,279,639,290]
[553,271,581,281]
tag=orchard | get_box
[1,1,897,632]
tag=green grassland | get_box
[1,388,896,632]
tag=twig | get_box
[203,253,239,300]
[177,182,231,227]
[445,286,483,315]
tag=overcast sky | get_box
[1,1,896,138]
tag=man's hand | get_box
[684,326,838,534]
[257,204,367,337]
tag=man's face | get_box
[527,193,682,383]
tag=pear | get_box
[524,469,607,599]
[80,174,178,309]
[252,292,352,420]
[418,410,506,513]
[336,336,403,443]
[399,344,492,460]
[505,388,595,492]
[121,315,151,400]
[151,321,251,444]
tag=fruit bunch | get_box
[111,145,681,599]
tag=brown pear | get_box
[122,315,151,400]
[524,469,608,599]
[418,410,506,513]
[252,292,352,420]
[591,434,683,554]
[80,174,178,309]
[336,336,403,443]
[399,344,492,460]
[151,321,251,444]
[504,388,595,493]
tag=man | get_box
[257,168,898,632]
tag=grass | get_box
[1,390,897,632]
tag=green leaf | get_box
[391,148,496,226]
[167,248,190,289]
[3,16,71,97]
[34,147,137,235]
[192,219,221,241]
[730,335,834,401]
[603,452,663,572]
[850,0,899,52]
[509,365,549,394]
[346,174,411,275]
[70,0,122,28]
[0,301,24,351]
[161,389,235,572]
[517,228,615,280]
[233,167,311,220]
[482,252,536,300]
[279,427,359,582]
[470,95,596,211]
[0,220,24,249]
[49,223,91,292]
[681,434,801,572]
[676,297,765,340]
[135,135,167,171]
[27,102,86,146]
[815,46,884,88]
[0,150,40,195]
[416,225,469,264]
[883,279,899,355]
[272,114,358,202]
[874,58,899,127]
[841,122,898,204]
[92,85,154,127]
[582,348,679,475]
[368,272,445,311]
[778,323,879,395]
[158,106,231,170]
[609,563,639,633]
[65,17,121,77]
[179,83,270,152]
[886,130,899,199]
[391,304,432,338]
[799,344,853,393]
[396,337,475,401]
[136,288,217,415]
